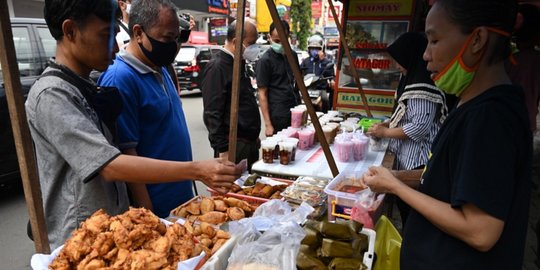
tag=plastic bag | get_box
[239,199,314,231]
[373,215,402,270]
[227,221,305,270]
[350,189,377,228]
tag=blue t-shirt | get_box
[99,50,194,217]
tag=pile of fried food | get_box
[230,182,287,199]
[170,196,256,225]
[49,207,228,270]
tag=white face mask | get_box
[125,3,131,14]
[242,44,259,62]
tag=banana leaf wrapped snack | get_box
[320,238,354,258]
[297,251,327,270]
[328,257,368,270]
[297,219,371,269]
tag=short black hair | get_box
[128,0,179,37]
[514,4,540,45]
[435,0,517,65]
[227,21,237,42]
[44,0,120,40]
[269,20,290,36]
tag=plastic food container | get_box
[324,172,384,222]
[199,235,237,270]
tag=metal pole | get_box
[264,0,339,177]
[227,0,247,163]
[0,0,50,253]
[327,0,373,117]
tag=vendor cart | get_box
[333,0,425,117]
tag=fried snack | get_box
[259,185,274,198]
[214,199,228,212]
[200,222,216,238]
[200,197,215,214]
[215,230,231,239]
[50,208,200,270]
[186,201,201,215]
[224,197,254,212]
[231,183,242,193]
[269,191,282,200]
[227,207,246,221]
[211,239,227,255]
[197,211,228,225]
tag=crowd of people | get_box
[19,0,540,267]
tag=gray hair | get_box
[128,0,179,36]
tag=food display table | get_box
[252,140,391,180]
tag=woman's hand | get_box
[367,123,388,138]
[362,166,403,194]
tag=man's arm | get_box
[122,148,153,210]
[100,155,239,194]
[258,87,274,136]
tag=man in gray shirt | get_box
[26,0,240,249]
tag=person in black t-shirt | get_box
[256,20,300,136]
[362,0,532,269]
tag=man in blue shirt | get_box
[100,0,212,217]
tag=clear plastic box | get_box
[324,172,384,223]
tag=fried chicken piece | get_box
[213,199,227,212]
[82,209,111,235]
[63,229,92,262]
[128,223,155,250]
[130,250,168,270]
[109,220,131,250]
[49,253,71,270]
[125,207,161,227]
[200,197,215,214]
[89,232,114,258]
[76,257,105,270]
[197,211,228,225]
[110,248,130,268]
[227,207,245,221]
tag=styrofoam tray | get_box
[199,235,237,270]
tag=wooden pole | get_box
[265,0,339,177]
[0,0,50,253]
[227,0,247,163]
[327,0,373,118]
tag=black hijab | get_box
[386,32,449,127]
[387,32,434,98]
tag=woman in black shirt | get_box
[362,0,532,269]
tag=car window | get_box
[37,27,56,59]
[0,27,35,80]
[175,47,196,63]
[198,49,212,61]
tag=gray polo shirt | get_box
[25,64,129,249]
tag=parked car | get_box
[173,44,221,92]
[0,18,55,185]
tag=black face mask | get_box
[139,31,178,67]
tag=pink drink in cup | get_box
[298,130,312,150]
[290,108,303,128]
[336,139,353,162]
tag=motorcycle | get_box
[302,63,335,112]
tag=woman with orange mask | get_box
[362,0,532,269]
